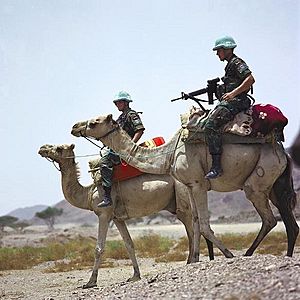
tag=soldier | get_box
[97,91,145,207]
[204,36,255,179]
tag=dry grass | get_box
[0,231,299,272]
[134,234,175,257]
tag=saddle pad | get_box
[113,136,165,182]
[182,130,272,144]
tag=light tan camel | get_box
[71,114,299,258]
[38,143,213,288]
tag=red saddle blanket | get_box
[250,104,288,139]
[112,137,165,182]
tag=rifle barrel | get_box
[188,87,207,97]
[170,96,184,102]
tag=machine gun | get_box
[171,77,220,107]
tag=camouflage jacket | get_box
[116,108,145,138]
[222,54,252,94]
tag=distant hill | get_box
[54,200,97,224]
[7,205,48,221]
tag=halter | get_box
[46,157,61,171]
[79,121,120,149]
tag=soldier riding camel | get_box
[204,35,255,179]
[97,91,145,207]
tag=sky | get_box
[0,0,299,216]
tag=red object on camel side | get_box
[112,137,165,182]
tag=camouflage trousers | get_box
[204,96,251,155]
[99,148,121,187]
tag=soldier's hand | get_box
[221,91,235,102]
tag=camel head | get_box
[38,144,75,163]
[186,106,206,129]
[71,114,117,139]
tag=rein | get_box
[79,121,120,150]
[46,158,61,172]
[45,154,99,172]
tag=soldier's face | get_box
[114,100,127,111]
[216,48,226,61]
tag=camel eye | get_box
[89,122,96,129]
[56,147,63,153]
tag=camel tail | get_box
[273,154,297,211]
[271,153,299,257]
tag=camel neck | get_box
[101,127,182,174]
[59,159,91,210]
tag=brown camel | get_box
[291,130,300,167]
[38,143,213,288]
[71,114,299,259]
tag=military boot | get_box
[205,154,223,179]
[97,186,112,208]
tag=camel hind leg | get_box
[242,147,286,256]
[270,155,299,257]
[243,184,277,256]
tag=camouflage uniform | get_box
[204,54,252,155]
[99,108,144,187]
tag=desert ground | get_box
[1,222,300,300]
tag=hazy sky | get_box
[1,0,299,216]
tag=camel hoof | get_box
[224,250,234,258]
[127,276,141,282]
[189,257,198,264]
[82,282,97,289]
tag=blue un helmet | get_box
[213,36,237,51]
[113,91,133,103]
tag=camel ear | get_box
[70,144,75,150]
[106,114,113,122]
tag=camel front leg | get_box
[113,219,141,281]
[83,214,110,289]
[176,207,200,263]
[190,184,234,258]
[186,186,215,261]
[176,187,214,262]
[188,190,201,263]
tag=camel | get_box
[291,130,300,167]
[38,143,213,289]
[71,114,299,259]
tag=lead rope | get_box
[80,133,104,150]
[46,158,61,171]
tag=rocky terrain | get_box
[1,253,299,300]
[1,161,299,300]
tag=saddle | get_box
[181,103,288,144]
[88,137,165,184]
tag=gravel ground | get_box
[1,224,300,300]
[1,253,299,300]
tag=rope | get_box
[46,158,61,171]
[87,184,96,211]
[64,153,100,159]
